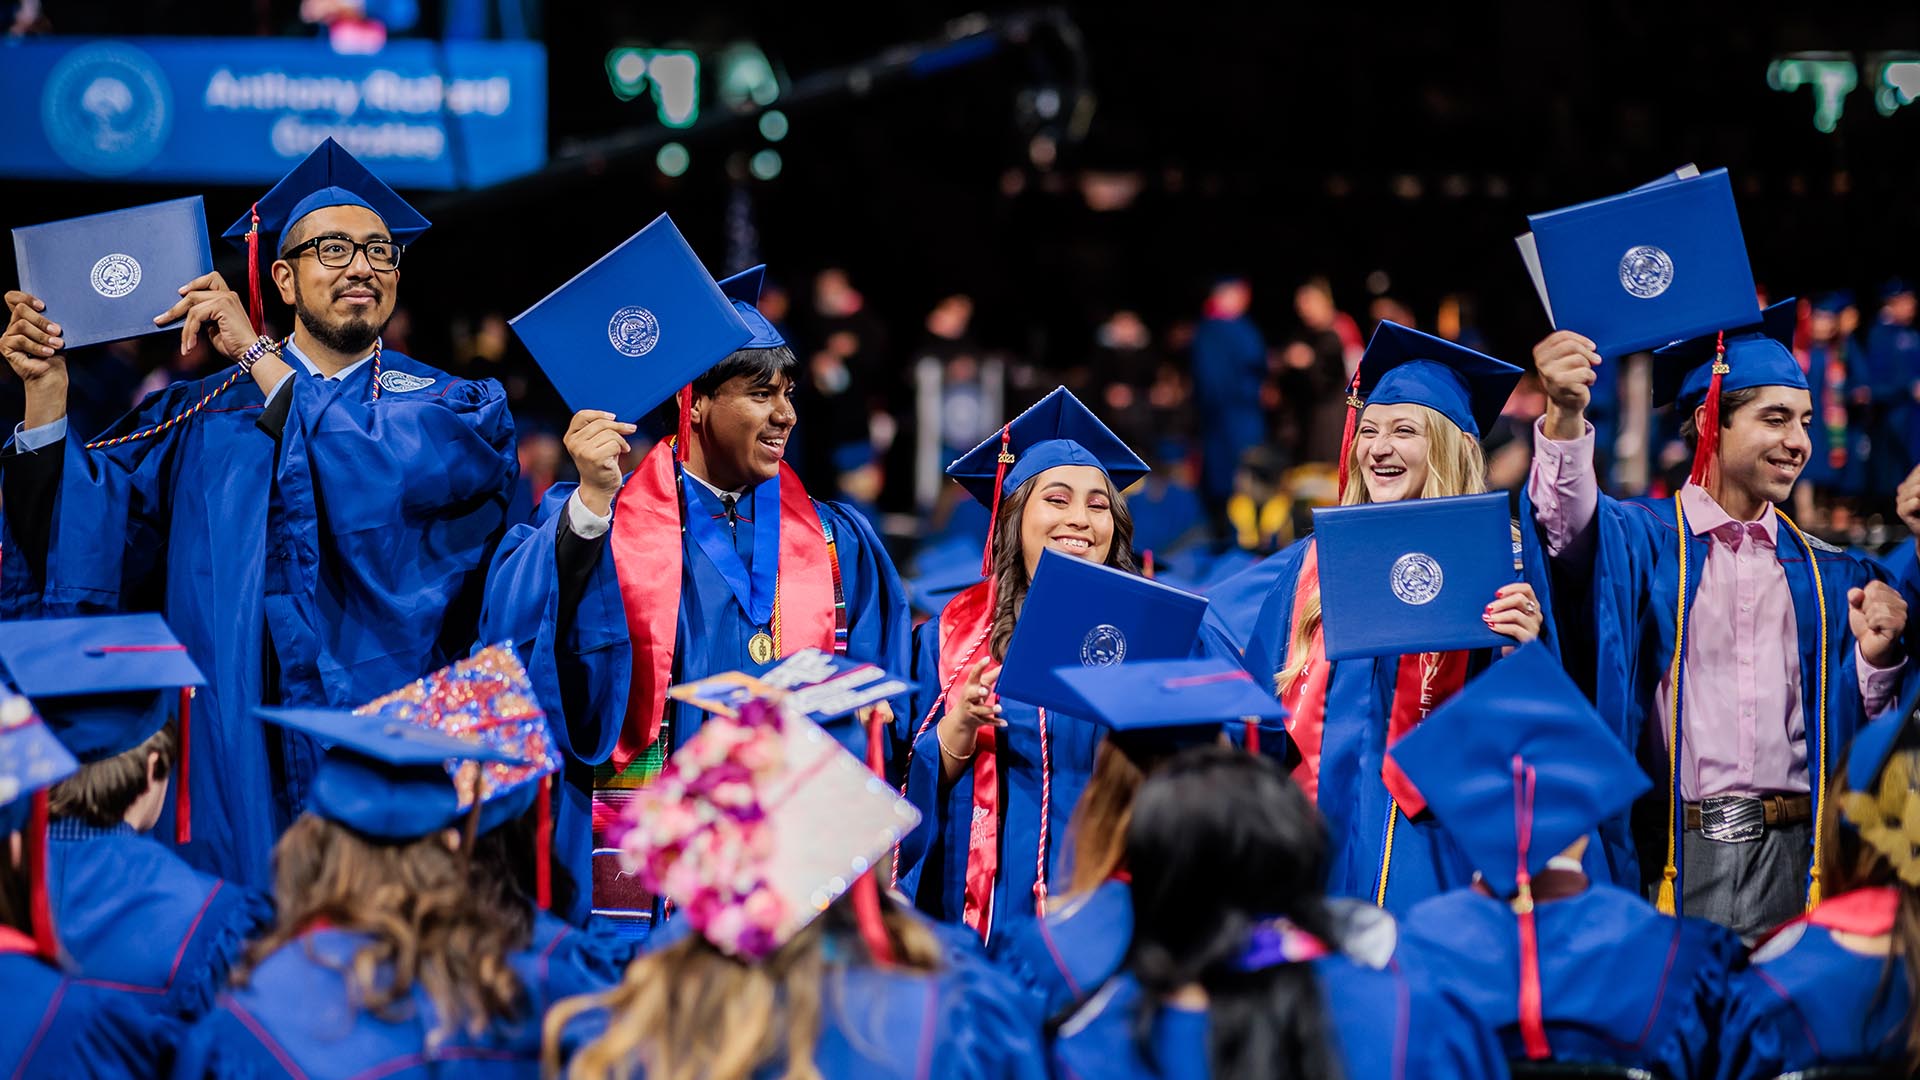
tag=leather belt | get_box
[1683,794,1811,842]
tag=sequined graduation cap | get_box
[1387,642,1649,1063]
[0,692,78,961]
[1652,299,1804,489]
[0,615,206,846]
[1336,322,1524,497]
[220,138,430,335]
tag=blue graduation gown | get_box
[477,471,912,927]
[47,819,273,1019]
[1535,485,1901,902]
[0,951,181,1077]
[989,877,1131,1019]
[1050,964,1510,1080]
[1717,913,1913,1079]
[1241,532,1584,911]
[556,958,1047,1079]
[1395,883,1742,1078]
[522,909,634,1002]
[1190,316,1267,506]
[1,355,517,889]
[172,928,554,1078]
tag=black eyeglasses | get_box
[284,236,403,271]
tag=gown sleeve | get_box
[819,500,916,783]
[65,983,183,1079]
[1714,966,1806,1080]
[1642,919,1744,1080]
[168,881,277,1021]
[930,962,1049,1080]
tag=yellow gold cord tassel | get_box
[1655,864,1677,916]
[1660,492,1688,917]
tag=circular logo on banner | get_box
[1389,552,1445,606]
[41,42,173,177]
[1618,245,1675,299]
[1080,624,1128,667]
[608,306,661,357]
[89,253,141,298]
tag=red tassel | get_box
[28,791,56,962]
[175,688,192,846]
[245,202,264,336]
[1244,717,1260,755]
[1511,755,1550,1060]
[851,871,894,966]
[1687,332,1728,489]
[535,774,553,911]
[981,424,1014,580]
[1335,370,1364,500]
[675,385,693,464]
[1142,550,1155,580]
[864,704,888,781]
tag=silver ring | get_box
[1523,600,1536,615]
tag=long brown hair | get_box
[989,470,1138,663]
[545,895,943,1080]
[1064,740,1149,896]
[1823,743,1920,1073]
[1277,404,1489,697]
[236,813,530,1047]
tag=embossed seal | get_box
[1618,245,1675,299]
[1389,552,1444,606]
[1080,624,1127,667]
[608,306,661,357]
[90,253,141,299]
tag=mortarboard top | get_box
[509,213,754,424]
[1812,290,1853,315]
[1053,657,1285,751]
[1883,277,1914,301]
[945,386,1150,509]
[256,705,528,842]
[0,615,205,765]
[831,441,877,473]
[1388,642,1648,895]
[606,696,919,961]
[1844,705,1919,796]
[220,138,430,256]
[0,692,76,837]
[716,265,787,349]
[906,540,986,613]
[1356,321,1523,440]
[1652,299,1805,411]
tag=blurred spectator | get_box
[1278,278,1348,467]
[1190,276,1266,540]
[1862,279,1919,519]
[1368,294,1417,332]
[910,293,1001,513]
[1087,309,1160,455]
[1800,293,1864,527]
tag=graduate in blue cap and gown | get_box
[0,691,181,1077]
[1243,322,1560,912]
[0,137,518,890]
[173,705,564,1078]
[1528,304,1911,939]
[547,693,1044,1079]
[1717,695,1920,1078]
[1050,745,1507,1080]
[0,615,272,1019]
[989,657,1291,1019]
[1390,642,1743,1078]
[480,242,910,931]
[894,387,1232,937]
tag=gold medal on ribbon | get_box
[748,631,775,665]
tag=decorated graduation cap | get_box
[946,387,1149,578]
[1836,703,1920,885]
[1387,641,1648,1063]
[0,614,206,846]
[1338,322,1524,497]
[1055,657,1287,755]
[255,705,528,841]
[0,692,77,960]
[716,265,787,349]
[1652,299,1804,488]
[605,695,920,963]
[352,645,562,905]
[220,138,430,333]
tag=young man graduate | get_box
[0,615,272,1020]
[1529,300,1911,940]
[1390,642,1743,1079]
[0,138,518,888]
[481,247,910,931]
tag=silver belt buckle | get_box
[1699,795,1765,843]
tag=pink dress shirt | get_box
[1529,420,1901,800]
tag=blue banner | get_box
[0,36,545,189]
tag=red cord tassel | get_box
[1687,332,1728,489]
[245,202,264,335]
[535,774,553,911]
[1142,550,1155,580]
[28,791,56,961]
[1335,370,1364,499]
[981,424,1014,579]
[175,688,192,845]
[865,705,888,780]
[675,385,693,464]
[1244,717,1260,755]
[1511,755,1550,1060]
[852,704,896,962]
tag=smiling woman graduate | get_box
[1243,322,1557,913]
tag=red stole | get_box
[925,581,1001,936]
[0,925,39,956]
[608,442,837,771]
[1280,544,1330,801]
[1381,650,1468,817]
[1807,885,1899,936]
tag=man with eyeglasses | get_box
[0,139,517,888]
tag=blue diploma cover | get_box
[11,196,212,350]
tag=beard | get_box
[293,278,385,356]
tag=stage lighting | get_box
[758,110,789,142]
[605,47,700,127]
[1875,55,1920,116]
[750,149,783,181]
[718,42,781,111]
[606,47,648,102]
[657,142,690,177]
[1767,54,1857,133]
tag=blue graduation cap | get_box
[256,706,529,842]
[716,265,787,349]
[1054,657,1286,752]
[946,387,1150,510]
[1883,277,1914,301]
[1356,322,1522,441]
[1812,291,1853,316]
[906,538,987,614]
[1652,299,1805,488]
[510,214,755,425]
[1844,704,1918,798]
[0,691,77,961]
[219,137,430,256]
